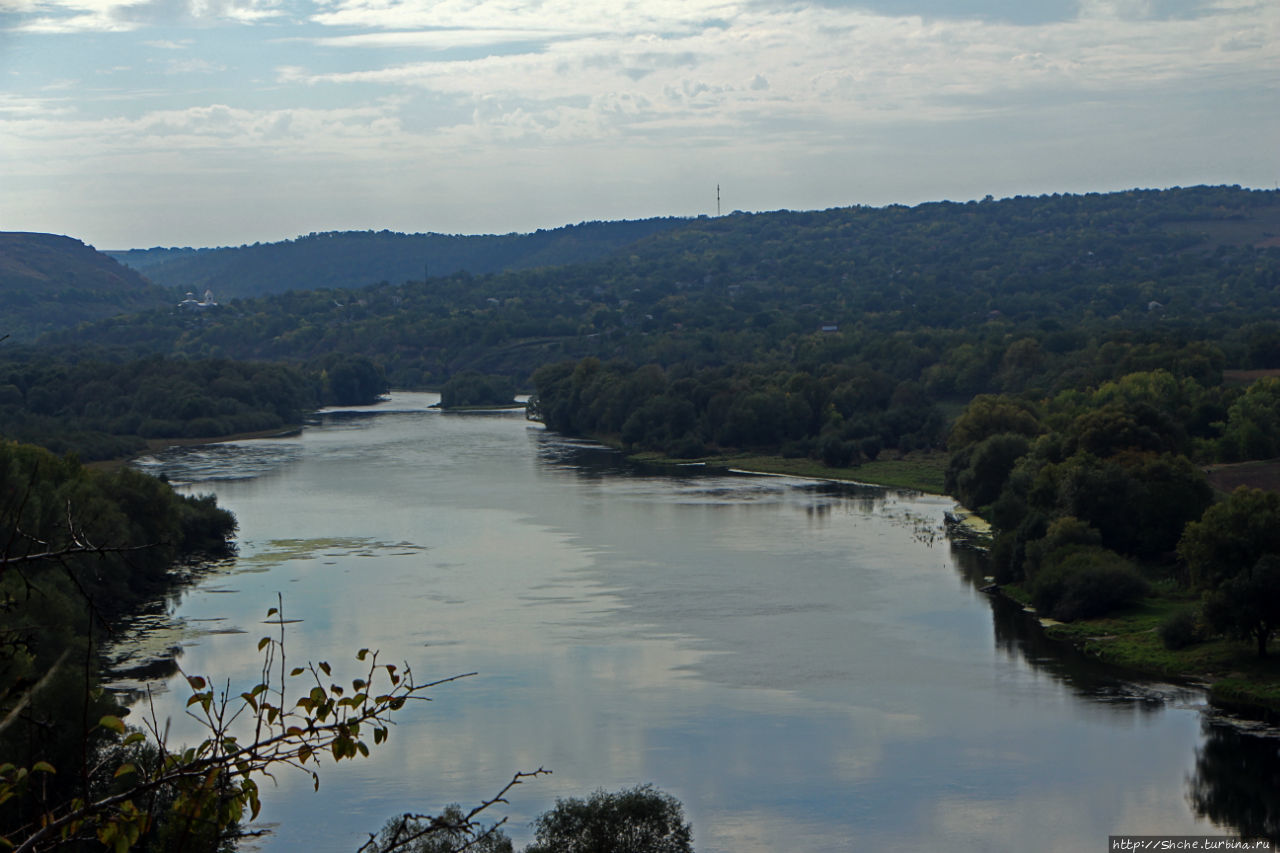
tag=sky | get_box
[0,0,1276,249]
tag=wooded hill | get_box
[43,186,1280,389]
[0,233,170,341]
[106,218,688,299]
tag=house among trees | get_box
[179,289,217,311]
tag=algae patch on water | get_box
[236,537,429,572]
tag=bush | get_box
[670,435,708,459]
[1160,607,1201,650]
[1029,545,1148,621]
[439,371,516,408]
[526,785,692,853]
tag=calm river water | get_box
[111,392,1276,852]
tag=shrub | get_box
[1029,545,1148,621]
[1159,607,1201,650]
[526,785,692,853]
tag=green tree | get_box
[1203,554,1280,658]
[945,432,1031,511]
[1219,378,1280,462]
[439,372,517,408]
[525,785,692,853]
[947,395,1041,452]
[1178,487,1280,590]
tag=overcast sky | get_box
[0,0,1275,248]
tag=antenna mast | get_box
[716,184,721,217]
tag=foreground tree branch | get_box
[0,598,540,853]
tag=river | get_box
[109,392,1275,852]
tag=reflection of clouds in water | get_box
[114,402,1244,852]
[104,536,431,697]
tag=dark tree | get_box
[1203,554,1280,658]
[1179,487,1280,591]
[525,785,692,853]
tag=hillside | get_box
[48,186,1280,390]
[107,217,689,299]
[0,233,170,341]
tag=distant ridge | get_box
[0,232,169,341]
[107,218,691,299]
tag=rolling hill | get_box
[0,232,170,341]
[107,217,689,299]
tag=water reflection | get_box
[106,395,1280,852]
[1189,722,1280,843]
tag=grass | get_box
[627,450,949,494]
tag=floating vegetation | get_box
[234,536,429,572]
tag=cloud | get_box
[5,0,286,32]
[3,0,1277,245]
[0,93,72,117]
[274,0,1277,151]
[163,57,226,73]
[308,28,572,50]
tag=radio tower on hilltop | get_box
[716,184,721,217]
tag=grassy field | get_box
[627,450,950,494]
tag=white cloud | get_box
[162,57,226,73]
[308,27,573,49]
[5,0,286,32]
[0,93,72,117]
[276,0,1278,150]
[2,0,1277,245]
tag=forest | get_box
[106,218,687,299]
[0,352,387,461]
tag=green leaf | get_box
[356,648,370,661]
[113,763,137,779]
[318,661,331,677]
[186,675,206,690]
[258,636,271,651]
[30,762,55,775]
[290,667,305,677]
[98,715,126,735]
[267,607,278,618]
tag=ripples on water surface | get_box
[109,393,1274,852]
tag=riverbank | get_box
[997,582,1280,719]
[626,449,950,494]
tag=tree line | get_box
[945,368,1280,653]
[0,352,387,461]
